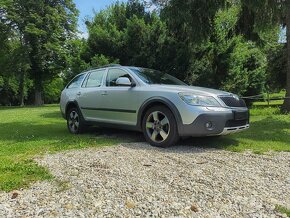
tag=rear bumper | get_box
[178,109,249,136]
[60,106,66,119]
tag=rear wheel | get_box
[67,107,86,134]
[142,106,179,148]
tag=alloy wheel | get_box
[145,111,170,143]
[68,110,79,133]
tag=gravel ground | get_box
[0,143,289,218]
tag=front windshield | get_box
[130,67,187,85]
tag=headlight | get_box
[178,93,221,107]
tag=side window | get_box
[106,68,133,87]
[85,70,106,88]
[67,74,85,89]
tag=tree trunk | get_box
[282,7,290,112]
[33,68,44,106]
[30,52,44,106]
[18,69,25,106]
[34,89,43,106]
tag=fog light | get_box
[205,121,214,130]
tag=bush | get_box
[221,38,267,96]
[266,44,287,91]
[185,37,267,97]
[91,54,119,68]
[43,78,64,104]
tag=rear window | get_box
[67,74,86,89]
[84,69,106,88]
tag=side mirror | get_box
[116,77,135,87]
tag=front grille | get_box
[225,119,249,128]
[219,96,246,107]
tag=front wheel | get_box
[142,106,179,148]
[67,107,86,134]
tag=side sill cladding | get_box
[136,97,184,134]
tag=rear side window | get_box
[106,68,133,87]
[85,69,106,88]
[67,74,85,89]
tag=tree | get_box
[0,23,30,106]
[238,0,290,111]
[85,1,171,71]
[1,0,78,105]
[157,0,290,111]
[64,39,90,82]
[184,5,267,96]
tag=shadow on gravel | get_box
[120,137,239,154]
[91,127,145,143]
[179,136,239,150]
[96,117,290,153]
[92,127,240,153]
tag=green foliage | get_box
[64,39,90,82]
[184,5,267,96]
[240,0,288,32]
[266,44,287,90]
[161,0,226,42]
[0,75,19,105]
[0,76,3,87]
[85,1,172,72]
[223,38,267,95]
[1,0,287,105]
[91,54,119,68]
[275,205,290,217]
[43,78,64,104]
[1,0,78,105]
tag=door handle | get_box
[101,91,108,96]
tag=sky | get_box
[73,0,127,38]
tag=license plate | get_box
[234,111,248,120]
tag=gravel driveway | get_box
[0,143,289,217]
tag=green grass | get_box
[276,205,290,217]
[0,105,120,191]
[0,104,289,192]
[253,90,286,106]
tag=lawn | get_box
[0,105,120,191]
[0,104,289,192]
[252,90,286,106]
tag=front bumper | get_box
[218,124,250,135]
[178,109,249,137]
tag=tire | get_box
[66,107,87,134]
[142,106,179,148]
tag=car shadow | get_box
[88,127,240,152]
[90,127,145,143]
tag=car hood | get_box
[149,85,232,96]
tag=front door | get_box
[98,68,140,125]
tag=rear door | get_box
[77,69,107,121]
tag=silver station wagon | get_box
[60,64,249,147]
